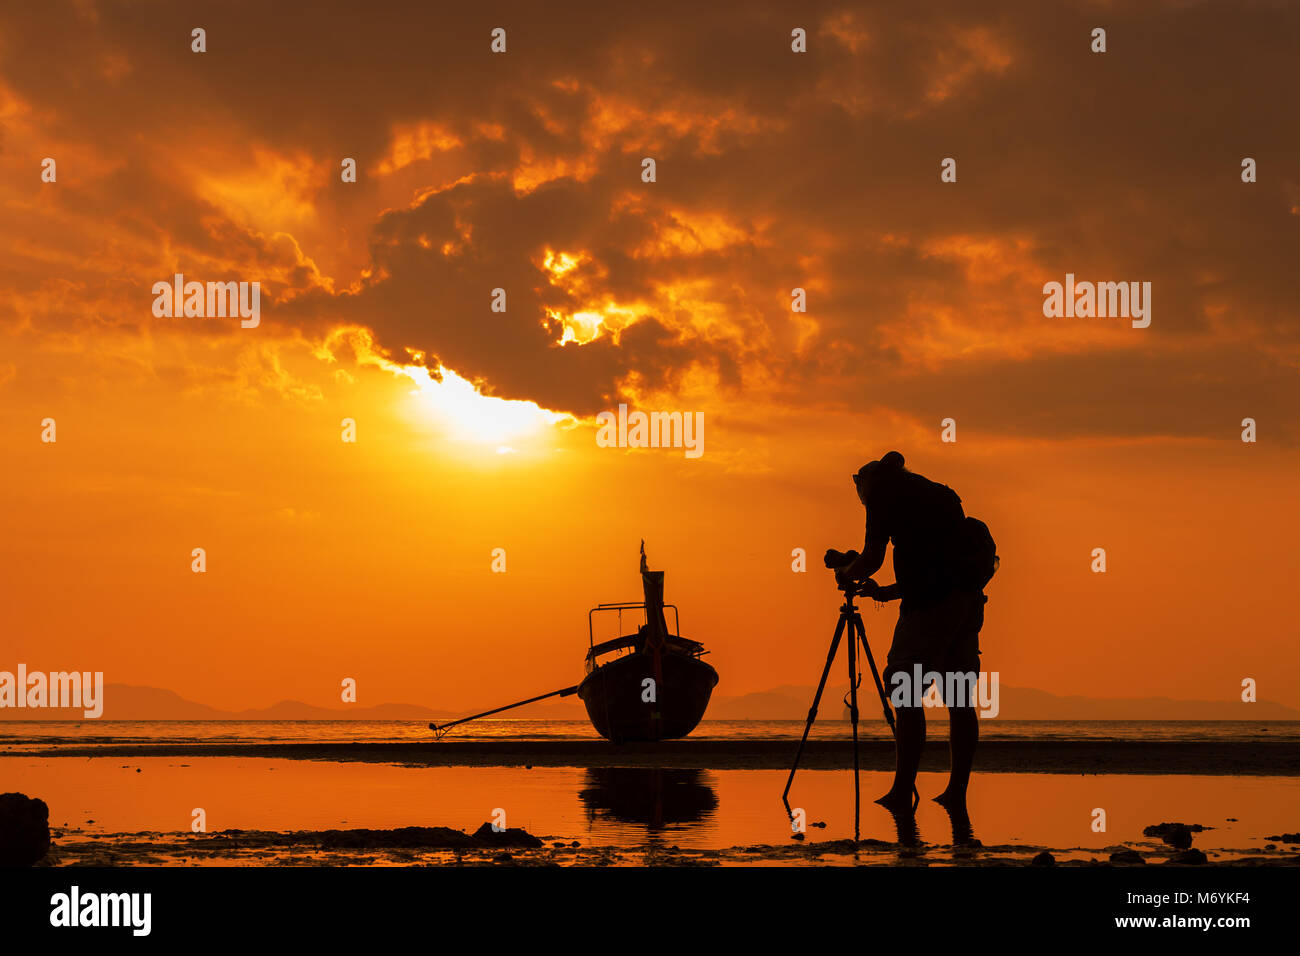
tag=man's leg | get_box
[875,692,925,812]
[936,592,984,809]
[935,702,977,809]
[876,604,928,812]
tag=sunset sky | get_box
[2,1,1298,714]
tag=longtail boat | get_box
[577,543,718,742]
[428,543,718,742]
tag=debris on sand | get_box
[202,824,546,851]
[810,838,891,853]
[471,823,543,848]
[317,827,476,849]
[0,792,51,866]
[1109,849,1145,864]
[1143,822,1211,849]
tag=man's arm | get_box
[871,582,902,601]
[842,532,886,582]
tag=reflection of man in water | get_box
[826,451,988,814]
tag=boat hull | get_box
[578,651,718,743]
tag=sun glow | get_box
[401,364,572,445]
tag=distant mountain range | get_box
[707,684,1300,721]
[0,684,460,721]
[1,682,1296,721]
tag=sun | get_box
[400,363,573,447]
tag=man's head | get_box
[853,450,906,505]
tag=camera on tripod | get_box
[822,548,875,596]
[822,547,855,570]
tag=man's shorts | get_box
[884,588,985,683]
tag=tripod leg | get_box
[781,610,848,820]
[855,613,895,732]
[847,611,861,843]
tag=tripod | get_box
[781,581,908,842]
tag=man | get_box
[826,450,987,813]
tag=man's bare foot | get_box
[933,790,966,811]
[874,789,915,813]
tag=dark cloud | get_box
[3,0,1297,435]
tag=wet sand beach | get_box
[36,827,1300,868]
[9,724,1299,867]
[11,738,1300,774]
[10,757,1300,867]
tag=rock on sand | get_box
[1142,822,1210,849]
[0,793,51,866]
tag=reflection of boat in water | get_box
[579,768,718,830]
[429,543,718,742]
[578,544,719,743]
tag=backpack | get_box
[957,516,999,590]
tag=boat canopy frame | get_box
[586,601,706,664]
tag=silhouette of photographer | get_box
[825,451,997,814]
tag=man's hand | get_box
[835,571,879,595]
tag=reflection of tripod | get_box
[782,582,908,841]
